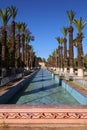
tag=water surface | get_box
[8,68,80,104]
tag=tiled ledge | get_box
[0,105,87,126]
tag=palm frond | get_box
[66,10,75,25]
[62,27,68,37]
[0,9,3,16]
[55,36,61,43]
[74,17,87,35]
[25,35,30,43]
[21,22,27,32]
[0,8,10,27]
[16,22,22,33]
[8,5,18,20]
[55,37,63,45]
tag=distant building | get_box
[39,62,45,67]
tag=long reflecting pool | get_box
[8,68,80,104]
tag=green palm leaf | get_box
[21,22,27,32]
[73,17,87,35]
[25,35,30,44]
[8,5,18,20]
[0,8,10,27]
[56,37,63,45]
[16,22,22,33]
[62,27,68,37]
[66,10,75,25]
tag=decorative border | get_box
[0,112,87,119]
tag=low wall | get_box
[53,74,87,105]
[0,105,87,127]
[0,70,39,104]
[62,81,87,104]
[0,73,24,87]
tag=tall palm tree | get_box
[54,49,58,68]
[16,22,22,67]
[0,8,10,76]
[51,50,56,68]
[56,37,63,72]
[62,27,68,72]
[8,6,18,68]
[73,17,87,76]
[25,35,30,69]
[21,22,27,66]
[28,45,33,69]
[27,45,31,68]
[67,10,75,74]
[47,55,53,67]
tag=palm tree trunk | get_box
[28,51,30,68]
[57,49,59,68]
[25,44,28,69]
[1,28,6,68]
[17,34,20,67]
[17,34,20,59]
[68,26,74,74]
[1,27,7,77]
[60,46,63,71]
[63,38,67,72]
[27,45,29,69]
[25,44,27,68]
[77,35,83,76]
[22,33,25,66]
[58,46,61,70]
[11,21,15,68]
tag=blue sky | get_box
[0,0,87,60]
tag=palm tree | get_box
[8,6,18,68]
[67,10,75,74]
[21,22,27,67]
[0,8,10,76]
[27,45,31,68]
[16,22,22,67]
[25,35,30,69]
[51,50,56,68]
[54,49,58,68]
[47,55,53,67]
[62,27,68,72]
[73,17,87,76]
[56,37,63,72]
[29,45,33,69]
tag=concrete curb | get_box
[0,70,39,104]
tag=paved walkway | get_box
[0,125,87,130]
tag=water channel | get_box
[8,68,80,104]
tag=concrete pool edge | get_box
[0,70,39,104]
[0,105,87,126]
[54,74,87,104]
